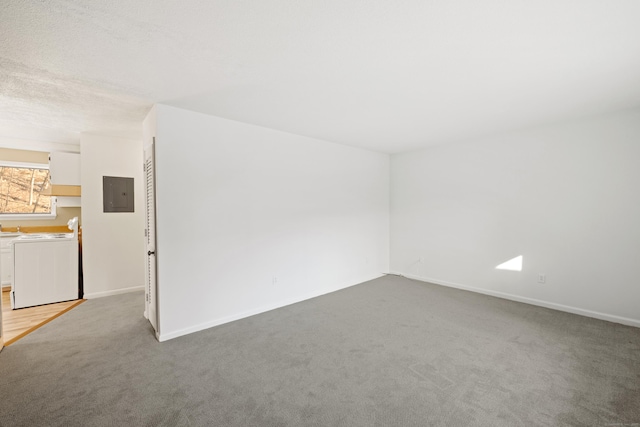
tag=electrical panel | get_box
[103,176,134,213]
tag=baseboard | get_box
[391,271,640,328]
[84,285,144,299]
[157,274,384,342]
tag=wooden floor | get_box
[1,288,84,346]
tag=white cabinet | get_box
[1,252,12,287]
[0,234,19,288]
[49,151,81,207]
[49,152,81,185]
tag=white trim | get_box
[0,160,49,169]
[157,274,384,342]
[84,285,144,299]
[390,271,640,328]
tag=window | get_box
[0,161,57,219]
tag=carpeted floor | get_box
[0,275,639,426]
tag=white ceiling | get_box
[1,0,640,154]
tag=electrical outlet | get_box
[538,274,546,284]
[272,277,278,285]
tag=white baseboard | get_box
[157,274,384,342]
[84,285,144,299]
[390,271,640,328]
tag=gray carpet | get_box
[0,275,639,426]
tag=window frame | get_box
[0,160,57,220]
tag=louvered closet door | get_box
[144,138,158,333]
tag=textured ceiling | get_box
[2,0,640,153]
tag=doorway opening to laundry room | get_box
[0,155,84,347]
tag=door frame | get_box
[144,137,159,336]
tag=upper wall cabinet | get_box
[49,152,81,206]
[49,152,81,186]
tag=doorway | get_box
[0,288,83,346]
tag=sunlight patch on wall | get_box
[496,255,523,272]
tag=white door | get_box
[144,139,159,334]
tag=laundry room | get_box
[0,146,82,345]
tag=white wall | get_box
[151,104,389,341]
[391,108,640,326]
[80,134,145,298]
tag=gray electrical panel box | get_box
[103,176,134,213]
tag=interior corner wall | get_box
[153,104,390,341]
[390,108,640,326]
[80,134,145,298]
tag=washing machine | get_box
[10,218,79,309]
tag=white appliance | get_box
[10,217,79,309]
